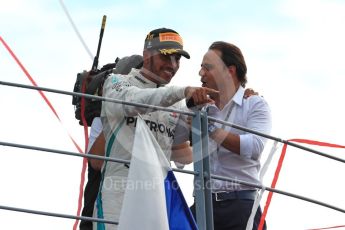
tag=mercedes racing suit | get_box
[94,69,189,230]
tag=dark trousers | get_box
[190,199,267,230]
[80,163,101,230]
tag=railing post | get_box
[201,111,214,230]
[192,111,207,229]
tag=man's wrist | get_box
[208,123,217,134]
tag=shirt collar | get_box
[204,86,245,114]
[232,86,245,106]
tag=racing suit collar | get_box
[130,68,165,88]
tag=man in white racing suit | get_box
[92,28,217,230]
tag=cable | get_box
[58,0,93,60]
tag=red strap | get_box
[307,225,345,230]
[1,37,61,121]
[258,143,288,230]
[1,36,84,153]
[1,36,87,229]
[289,139,345,148]
[72,76,90,230]
[73,156,88,230]
[258,139,345,230]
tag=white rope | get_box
[260,141,280,181]
[246,141,279,230]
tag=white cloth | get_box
[118,117,197,230]
[206,86,272,192]
[118,117,171,230]
[93,69,189,229]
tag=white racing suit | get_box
[94,69,189,230]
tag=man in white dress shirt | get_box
[190,41,272,230]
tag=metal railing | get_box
[1,80,344,229]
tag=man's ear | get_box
[227,65,236,76]
[143,50,150,60]
[142,50,152,68]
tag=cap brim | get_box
[158,48,190,59]
[178,50,190,59]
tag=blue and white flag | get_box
[118,117,198,230]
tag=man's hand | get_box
[185,87,219,107]
[171,142,193,164]
[89,132,106,171]
[244,88,259,99]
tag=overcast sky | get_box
[1,0,345,229]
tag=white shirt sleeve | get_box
[239,97,272,160]
[87,117,103,153]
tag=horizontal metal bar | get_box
[209,117,345,164]
[211,174,345,214]
[0,204,118,225]
[0,141,198,175]
[0,80,195,116]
